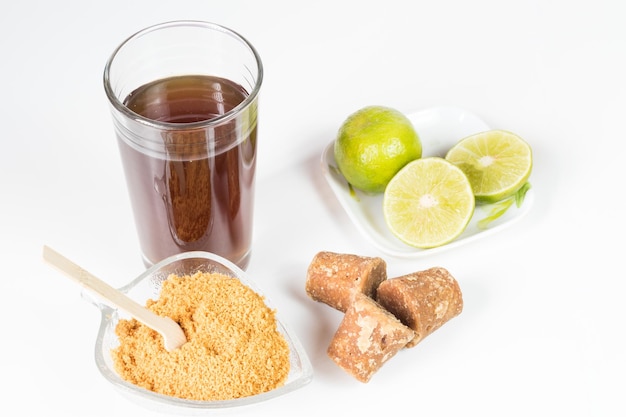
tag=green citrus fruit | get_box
[445,130,533,203]
[334,106,422,194]
[383,157,475,248]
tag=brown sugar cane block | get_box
[376,267,463,348]
[305,251,387,312]
[327,293,415,383]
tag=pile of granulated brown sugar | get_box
[112,271,290,401]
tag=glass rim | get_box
[103,20,263,131]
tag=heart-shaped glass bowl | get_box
[89,251,313,414]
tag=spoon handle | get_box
[42,245,186,351]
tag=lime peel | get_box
[514,182,531,207]
[477,182,532,230]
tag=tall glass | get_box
[104,21,262,269]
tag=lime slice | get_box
[445,130,533,204]
[383,157,475,249]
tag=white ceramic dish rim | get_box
[320,106,534,258]
[90,251,314,414]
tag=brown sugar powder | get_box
[112,271,290,401]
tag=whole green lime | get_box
[334,106,422,194]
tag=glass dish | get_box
[321,106,534,258]
[88,251,313,414]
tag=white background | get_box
[2,1,624,416]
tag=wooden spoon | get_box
[42,245,187,351]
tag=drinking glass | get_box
[104,21,262,269]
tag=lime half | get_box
[445,130,533,204]
[383,157,475,249]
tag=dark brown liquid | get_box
[118,75,256,268]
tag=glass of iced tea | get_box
[103,21,262,269]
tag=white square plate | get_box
[321,106,534,258]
